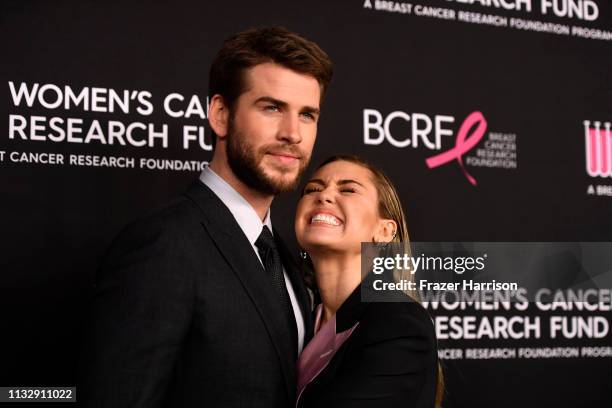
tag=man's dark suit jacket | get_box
[79,181,313,408]
[297,283,438,408]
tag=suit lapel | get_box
[336,282,369,332]
[184,181,296,398]
[299,283,370,393]
[296,306,359,405]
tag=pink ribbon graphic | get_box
[425,111,487,186]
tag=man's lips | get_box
[267,151,300,165]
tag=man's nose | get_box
[278,113,301,144]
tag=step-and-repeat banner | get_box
[2,0,611,406]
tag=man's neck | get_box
[209,159,273,222]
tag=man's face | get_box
[225,62,321,195]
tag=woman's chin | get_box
[304,240,361,258]
[301,238,339,253]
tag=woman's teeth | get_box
[310,213,341,226]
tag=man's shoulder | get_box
[108,183,220,254]
[126,195,200,237]
[126,182,220,234]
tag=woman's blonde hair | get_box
[313,154,445,408]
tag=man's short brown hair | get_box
[209,26,333,111]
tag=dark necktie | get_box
[255,226,298,356]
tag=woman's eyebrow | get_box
[306,179,365,187]
[306,179,325,186]
[337,179,364,187]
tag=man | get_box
[79,27,333,407]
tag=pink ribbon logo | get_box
[425,111,487,186]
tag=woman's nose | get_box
[316,189,334,204]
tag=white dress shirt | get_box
[199,165,305,354]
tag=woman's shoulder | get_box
[357,300,436,345]
[337,300,438,380]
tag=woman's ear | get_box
[208,94,230,139]
[374,219,397,243]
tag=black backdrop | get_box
[2,0,611,406]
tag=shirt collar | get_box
[199,165,272,245]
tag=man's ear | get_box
[375,219,398,243]
[208,94,230,139]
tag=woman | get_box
[294,155,443,408]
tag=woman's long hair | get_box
[309,154,445,408]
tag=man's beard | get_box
[226,118,310,195]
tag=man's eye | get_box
[300,112,315,121]
[303,187,321,194]
[264,105,280,112]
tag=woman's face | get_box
[295,160,394,255]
